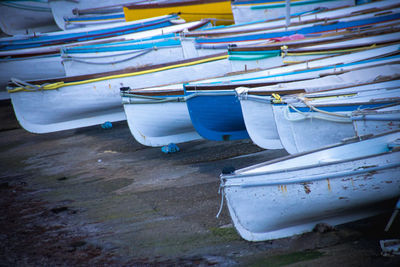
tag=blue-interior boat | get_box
[184,89,249,141]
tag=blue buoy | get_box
[101,121,113,129]
[161,143,180,154]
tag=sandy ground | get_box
[0,100,399,266]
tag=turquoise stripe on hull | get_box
[0,21,175,51]
[0,15,177,48]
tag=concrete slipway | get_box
[0,100,399,266]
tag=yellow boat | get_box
[123,0,233,26]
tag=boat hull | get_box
[222,131,400,241]
[0,1,58,35]
[231,0,355,24]
[0,17,200,57]
[239,95,283,149]
[0,55,64,100]
[63,44,184,77]
[10,80,126,134]
[9,53,253,133]
[62,39,220,77]
[49,0,137,30]
[124,0,234,26]
[123,97,201,147]
[273,88,400,154]
[273,104,355,154]
[186,93,249,141]
[236,64,400,150]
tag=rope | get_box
[122,90,237,104]
[284,103,352,122]
[62,48,153,65]
[272,93,282,104]
[121,93,185,104]
[302,99,351,118]
[280,95,356,122]
[216,179,225,218]
[8,54,229,93]
[9,78,51,92]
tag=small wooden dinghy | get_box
[219,130,400,241]
[123,0,234,26]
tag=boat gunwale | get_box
[0,20,209,59]
[285,97,400,109]
[0,18,175,50]
[185,3,400,37]
[239,75,400,96]
[122,89,185,97]
[8,51,227,85]
[194,12,400,44]
[183,55,400,91]
[226,22,400,51]
[221,130,400,181]
[124,0,231,10]
[223,159,400,188]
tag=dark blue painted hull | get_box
[185,93,249,141]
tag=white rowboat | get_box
[220,130,400,241]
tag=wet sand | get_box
[0,103,399,266]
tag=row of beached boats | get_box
[0,0,357,34]
[2,0,399,242]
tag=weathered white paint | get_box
[237,64,400,150]
[0,0,58,35]
[221,131,400,241]
[273,87,400,154]
[123,85,202,147]
[231,0,355,24]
